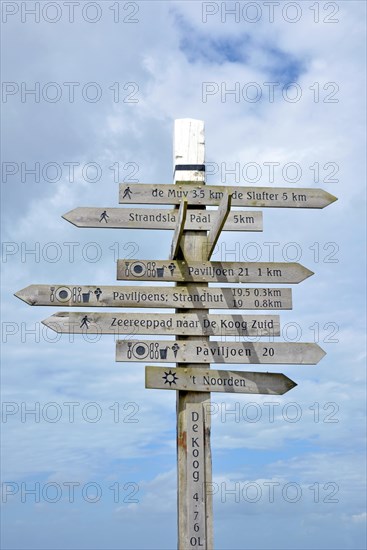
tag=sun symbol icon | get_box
[162,370,178,386]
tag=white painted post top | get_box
[173,119,205,183]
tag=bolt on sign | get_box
[15,118,336,550]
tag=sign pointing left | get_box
[62,207,263,232]
[41,312,280,336]
[14,285,292,309]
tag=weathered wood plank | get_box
[206,192,231,259]
[14,285,293,309]
[116,340,325,364]
[145,367,297,395]
[170,200,188,260]
[119,183,337,208]
[117,259,313,284]
[42,312,280,336]
[62,207,263,232]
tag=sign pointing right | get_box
[117,260,314,284]
[119,183,337,208]
[116,340,326,365]
[145,367,297,395]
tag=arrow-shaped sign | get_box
[116,340,325,364]
[119,184,337,208]
[117,260,313,284]
[41,312,280,336]
[15,285,292,310]
[145,367,297,395]
[62,207,263,232]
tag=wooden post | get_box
[174,119,213,550]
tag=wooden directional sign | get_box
[62,207,263,232]
[119,183,337,209]
[116,340,325,364]
[145,367,297,395]
[117,259,313,284]
[14,285,293,310]
[42,312,280,336]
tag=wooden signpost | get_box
[15,118,336,550]
[172,119,213,549]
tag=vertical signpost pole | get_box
[174,119,213,550]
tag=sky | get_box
[1,1,366,549]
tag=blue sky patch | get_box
[175,13,306,84]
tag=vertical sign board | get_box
[187,404,206,549]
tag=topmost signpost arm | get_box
[118,184,337,208]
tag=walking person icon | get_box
[122,186,132,200]
[80,315,91,330]
[99,210,109,223]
